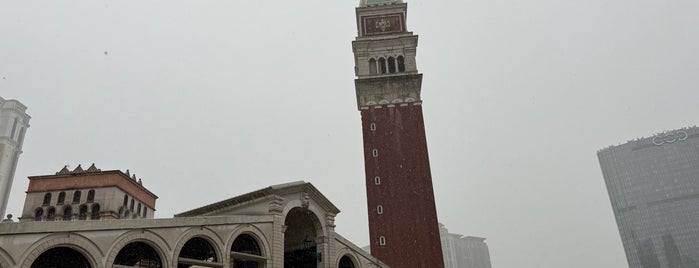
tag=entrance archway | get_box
[177,237,220,268]
[31,247,91,268]
[113,242,162,268]
[284,207,322,268]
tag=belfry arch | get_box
[283,207,323,268]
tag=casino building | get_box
[598,126,699,268]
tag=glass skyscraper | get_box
[598,126,699,268]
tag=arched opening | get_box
[113,242,162,268]
[87,190,95,202]
[338,256,355,268]
[231,234,264,268]
[79,205,88,220]
[34,208,43,221]
[46,207,56,221]
[284,207,321,268]
[62,206,72,221]
[123,194,128,207]
[388,57,396,73]
[130,199,135,211]
[368,58,377,75]
[378,58,387,74]
[31,247,91,268]
[91,204,100,220]
[72,191,81,204]
[57,192,66,205]
[397,56,405,72]
[177,237,220,268]
[42,193,51,206]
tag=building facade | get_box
[1,176,386,268]
[598,126,699,268]
[439,224,492,268]
[20,164,157,222]
[352,0,444,267]
[0,97,31,218]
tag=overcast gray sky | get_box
[2,0,698,267]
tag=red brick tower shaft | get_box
[352,2,444,267]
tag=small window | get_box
[370,123,376,131]
[130,199,134,211]
[375,176,381,185]
[72,191,81,204]
[372,149,379,157]
[137,203,141,215]
[91,204,100,220]
[87,190,95,202]
[57,192,66,205]
[379,236,386,245]
[377,205,383,214]
[47,207,56,221]
[123,194,128,207]
[388,57,396,73]
[78,205,88,220]
[63,206,72,221]
[369,58,377,75]
[397,56,405,72]
[34,208,44,221]
[378,58,387,74]
[42,193,52,206]
[143,207,148,218]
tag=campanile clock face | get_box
[362,14,405,36]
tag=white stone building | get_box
[0,97,30,218]
[439,223,492,268]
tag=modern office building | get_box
[598,126,699,268]
[352,0,445,267]
[439,224,492,268]
[0,97,31,218]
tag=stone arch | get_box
[0,247,16,268]
[282,201,326,268]
[334,249,361,268]
[20,233,103,268]
[282,199,326,236]
[171,227,225,268]
[105,230,171,268]
[226,224,271,268]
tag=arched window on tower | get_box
[47,207,56,221]
[78,205,88,220]
[130,199,135,211]
[377,205,384,214]
[388,57,396,73]
[62,206,72,221]
[397,56,405,72]
[57,192,66,205]
[379,236,386,245]
[42,193,52,206]
[378,58,387,74]
[137,203,141,215]
[369,58,377,75]
[34,208,44,221]
[91,204,100,220]
[87,190,95,203]
[123,194,128,207]
[143,207,148,218]
[72,191,81,204]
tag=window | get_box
[34,208,44,221]
[137,203,141,215]
[10,118,18,139]
[72,191,81,204]
[130,199,135,211]
[377,205,384,214]
[91,204,100,220]
[375,176,381,185]
[123,194,128,207]
[369,58,377,75]
[78,205,88,220]
[63,206,72,221]
[388,56,396,73]
[87,190,95,202]
[42,193,51,206]
[370,123,376,131]
[57,192,66,205]
[372,149,379,157]
[397,56,405,72]
[47,207,56,221]
[379,236,386,245]
[143,207,148,218]
[378,58,387,74]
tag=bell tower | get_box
[352,1,444,267]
